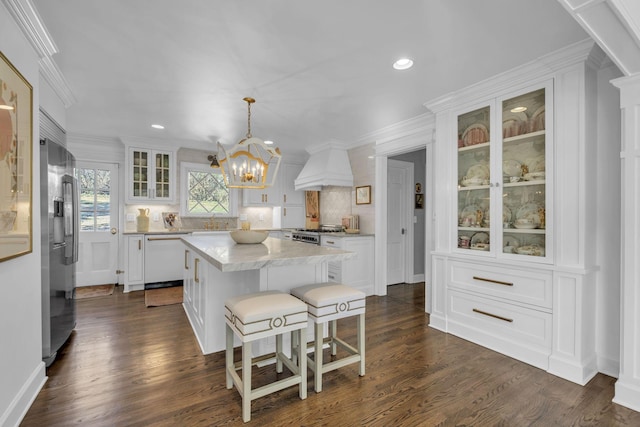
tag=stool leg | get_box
[290,330,298,365]
[225,324,233,389]
[314,321,323,393]
[298,328,307,400]
[330,320,338,355]
[242,341,252,422]
[358,313,366,376]
[276,334,283,373]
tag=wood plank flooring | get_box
[21,283,640,426]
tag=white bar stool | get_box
[290,282,365,393]
[225,290,308,422]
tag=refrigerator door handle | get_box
[62,174,79,264]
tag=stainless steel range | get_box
[292,224,343,245]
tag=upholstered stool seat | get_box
[290,282,365,393]
[225,290,308,422]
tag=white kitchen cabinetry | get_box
[427,43,603,385]
[126,146,176,203]
[321,235,374,295]
[124,234,145,293]
[183,247,207,341]
[281,162,305,229]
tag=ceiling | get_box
[32,0,588,157]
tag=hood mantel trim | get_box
[294,142,354,191]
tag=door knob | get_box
[401,228,406,235]
[110,227,118,235]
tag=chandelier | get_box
[210,97,282,189]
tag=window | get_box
[180,162,237,217]
[78,167,111,231]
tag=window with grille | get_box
[180,162,237,216]
[78,167,111,231]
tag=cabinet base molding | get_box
[613,380,640,413]
[548,353,598,386]
[124,283,143,293]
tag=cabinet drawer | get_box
[321,236,342,249]
[447,290,552,361]
[450,261,551,309]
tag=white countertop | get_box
[181,234,355,272]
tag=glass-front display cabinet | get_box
[456,84,551,261]
[127,147,175,203]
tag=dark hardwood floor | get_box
[21,283,639,426]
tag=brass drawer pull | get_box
[147,237,182,241]
[473,276,513,287]
[194,258,200,283]
[473,308,513,323]
[184,250,190,270]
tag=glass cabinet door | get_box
[155,152,171,198]
[132,150,149,198]
[457,105,492,252]
[501,88,547,258]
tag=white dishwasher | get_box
[144,234,189,288]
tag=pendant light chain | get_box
[244,97,255,139]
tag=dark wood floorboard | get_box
[21,283,640,426]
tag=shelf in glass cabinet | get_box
[503,179,545,187]
[503,130,545,144]
[458,141,490,152]
[504,228,546,234]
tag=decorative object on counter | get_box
[342,215,359,233]
[0,51,32,261]
[305,191,320,229]
[230,229,268,244]
[355,185,371,205]
[241,221,251,230]
[162,212,181,230]
[213,97,282,189]
[136,208,150,232]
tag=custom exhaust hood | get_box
[294,142,354,191]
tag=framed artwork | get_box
[355,185,371,205]
[415,193,424,209]
[0,51,33,261]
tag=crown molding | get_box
[2,0,57,57]
[3,0,77,107]
[355,113,435,146]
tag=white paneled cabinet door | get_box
[76,161,119,286]
[387,160,410,285]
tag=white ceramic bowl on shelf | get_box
[230,230,269,244]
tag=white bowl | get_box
[230,230,268,244]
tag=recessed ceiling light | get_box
[510,106,527,113]
[151,124,165,129]
[0,105,14,110]
[264,140,274,145]
[393,58,413,70]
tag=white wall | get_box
[0,4,47,426]
[595,62,623,377]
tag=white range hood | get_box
[294,142,354,191]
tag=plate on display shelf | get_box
[515,244,545,256]
[502,206,512,223]
[462,123,489,146]
[502,159,522,178]
[466,163,490,179]
[502,235,520,253]
[523,171,546,181]
[529,106,545,132]
[524,155,545,173]
[516,202,543,226]
[502,111,528,138]
[470,231,490,245]
[470,243,490,251]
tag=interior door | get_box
[387,159,411,285]
[76,161,119,286]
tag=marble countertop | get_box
[181,234,355,272]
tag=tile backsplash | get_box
[319,186,352,226]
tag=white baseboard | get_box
[0,361,47,427]
[614,379,640,412]
[410,274,425,283]
[597,354,620,379]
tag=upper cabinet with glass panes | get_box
[455,83,552,262]
[125,147,176,203]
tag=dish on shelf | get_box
[516,202,543,227]
[471,231,490,245]
[502,159,522,177]
[523,171,546,181]
[462,123,489,146]
[515,244,545,256]
[502,111,527,138]
[459,204,483,227]
[460,177,487,187]
[503,235,520,252]
[529,106,545,132]
[514,222,537,229]
[470,243,490,251]
[466,164,490,179]
[524,155,545,173]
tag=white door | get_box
[387,159,411,285]
[76,162,119,286]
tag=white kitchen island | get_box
[180,234,355,355]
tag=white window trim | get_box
[180,161,238,217]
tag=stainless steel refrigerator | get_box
[40,138,78,367]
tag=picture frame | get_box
[415,193,424,209]
[0,51,33,262]
[355,185,371,205]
